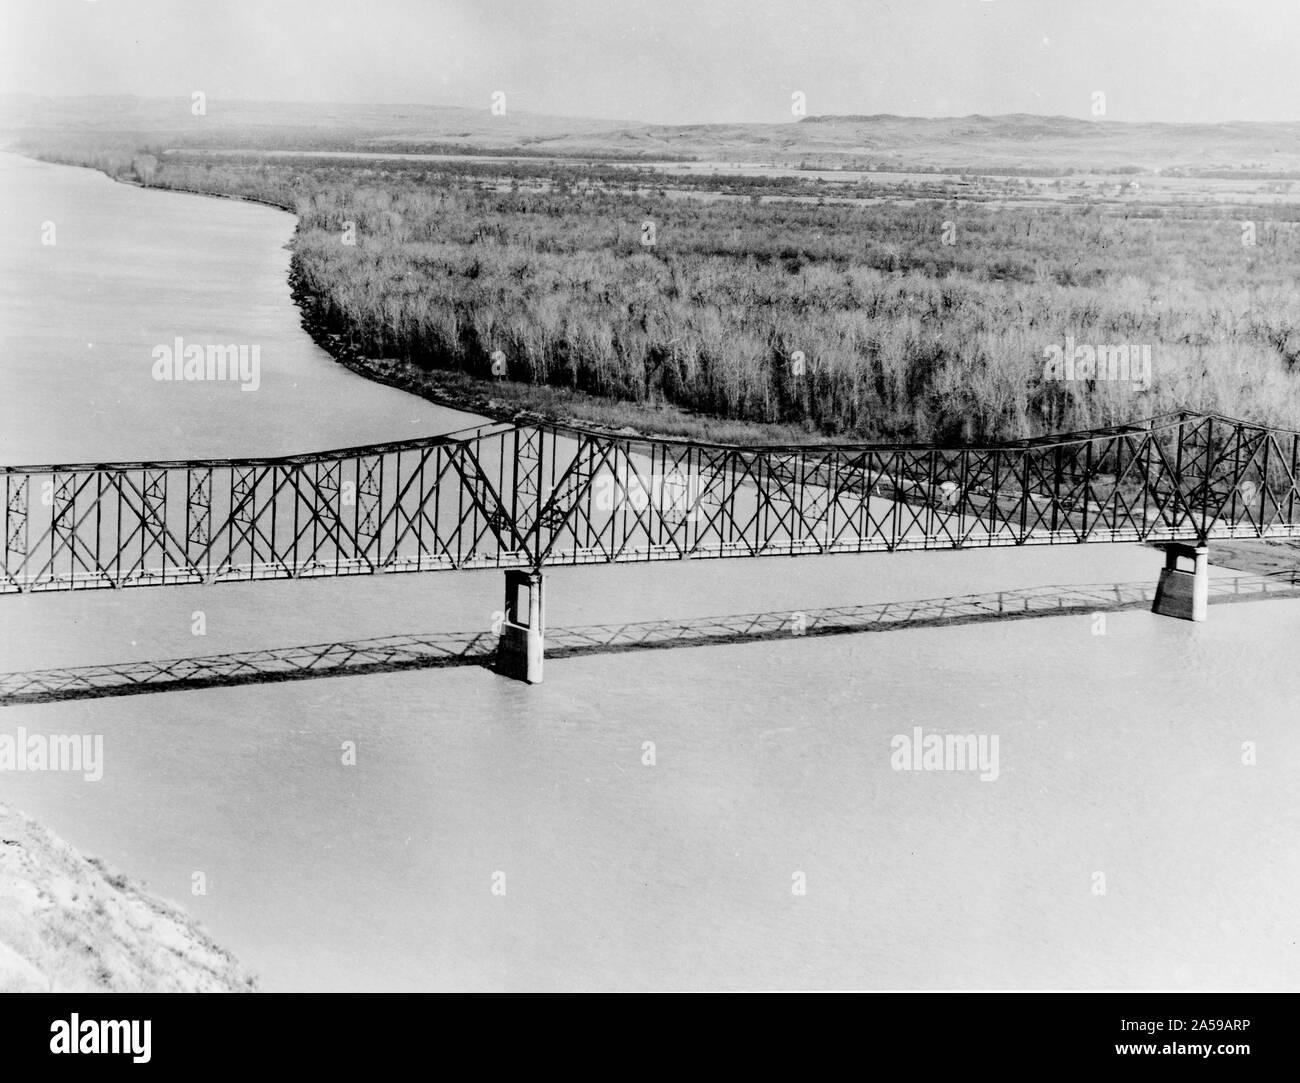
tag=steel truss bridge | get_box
[2,411,1299,595]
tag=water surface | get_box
[1,153,1296,991]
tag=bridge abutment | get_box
[496,570,545,683]
[1151,543,1208,622]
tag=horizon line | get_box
[3,92,1300,130]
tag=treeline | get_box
[22,139,1300,443]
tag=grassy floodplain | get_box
[16,130,1300,446]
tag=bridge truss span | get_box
[3,410,1299,594]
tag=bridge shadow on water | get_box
[4,573,1300,706]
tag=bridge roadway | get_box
[4,410,1298,680]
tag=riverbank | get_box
[27,147,1300,448]
[1207,537,1300,576]
[85,162,850,446]
[0,803,256,992]
[285,258,834,446]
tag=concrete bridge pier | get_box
[1151,543,1208,622]
[496,569,545,683]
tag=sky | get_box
[2,0,1299,125]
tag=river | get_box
[1,152,1297,991]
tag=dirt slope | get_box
[0,803,256,992]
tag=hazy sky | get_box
[3,0,1298,124]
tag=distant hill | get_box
[5,95,1300,174]
[532,113,1300,173]
[0,94,631,147]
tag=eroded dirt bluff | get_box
[0,804,256,992]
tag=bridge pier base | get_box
[1151,543,1208,622]
[496,570,544,683]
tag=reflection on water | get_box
[2,154,1299,991]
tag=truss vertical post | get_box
[5,474,29,591]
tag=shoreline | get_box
[92,161,836,446]
[30,151,1300,452]
[0,802,256,992]
[1205,537,1300,576]
[75,159,814,443]
[285,256,843,446]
